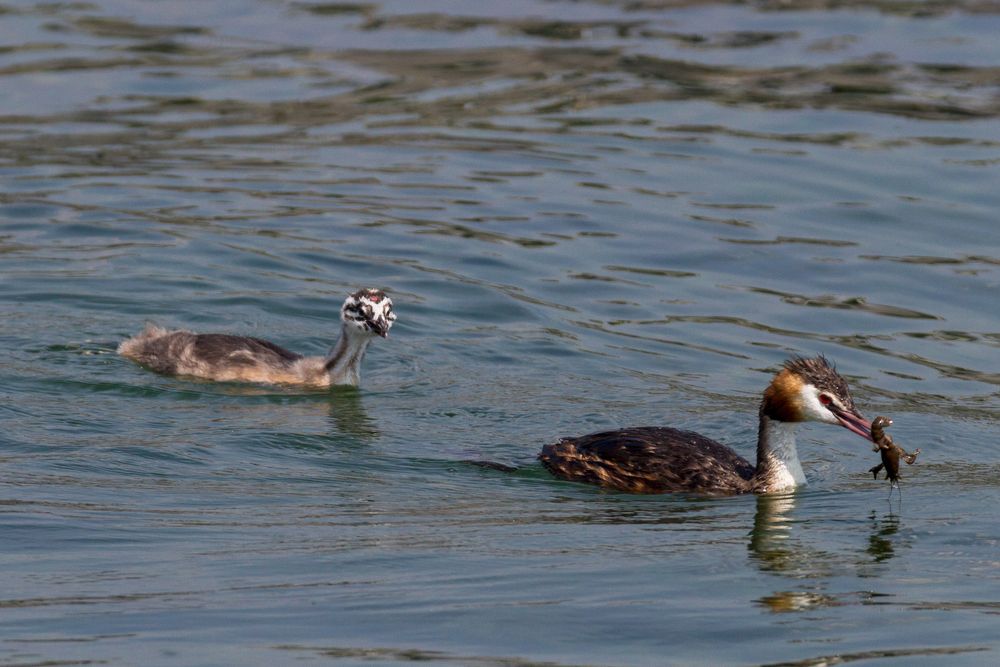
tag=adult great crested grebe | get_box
[539,356,873,494]
[118,288,395,387]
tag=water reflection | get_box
[326,386,379,440]
[742,494,826,614]
[865,510,901,564]
[748,494,911,572]
[749,494,916,614]
[756,589,842,614]
[131,377,379,440]
[747,492,804,576]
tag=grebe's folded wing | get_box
[539,426,755,494]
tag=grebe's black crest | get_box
[783,355,855,412]
[118,288,396,387]
[539,355,873,495]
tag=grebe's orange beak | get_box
[829,405,873,442]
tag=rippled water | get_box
[2,1,999,665]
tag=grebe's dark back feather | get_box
[540,427,755,495]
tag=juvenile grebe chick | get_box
[118,288,396,387]
[539,356,873,495]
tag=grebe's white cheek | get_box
[799,384,840,424]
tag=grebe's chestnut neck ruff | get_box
[118,288,396,387]
[539,356,873,495]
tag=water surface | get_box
[2,1,1000,665]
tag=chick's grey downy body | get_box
[118,288,396,387]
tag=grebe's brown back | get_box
[119,288,396,387]
[539,356,873,495]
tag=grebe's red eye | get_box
[819,394,832,405]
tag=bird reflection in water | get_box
[866,510,901,564]
[747,492,801,574]
[327,386,380,441]
[748,494,912,614]
[748,494,845,613]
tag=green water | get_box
[2,1,999,665]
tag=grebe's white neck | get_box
[754,416,806,493]
[323,325,374,386]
